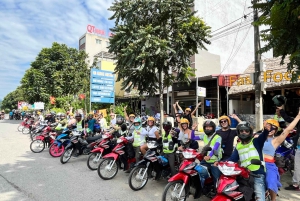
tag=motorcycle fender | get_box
[55,141,62,147]
[134,159,147,167]
[36,136,44,141]
[102,152,118,160]
[211,194,231,201]
[168,172,189,184]
[91,147,104,153]
[65,143,73,149]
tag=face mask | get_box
[204,129,214,136]
[238,133,252,142]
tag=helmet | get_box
[75,113,82,118]
[236,121,253,142]
[278,120,286,129]
[129,114,135,118]
[265,119,279,132]
[180,118,190,126]
[202,120,216,136]
[116,115,125,126]
[219,115,231,126]
[60,113,66,119]
[133,117,142,130]
[147,116,155,122]
[272,95,287,107]
[163,121,172,134]
[46,113,51,117]
[50,111,56,116]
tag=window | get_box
[79,36,85,46]
[96,39,102,44]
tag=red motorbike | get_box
[87,132,115,170]
[162,147,213,201]
[17,118,34,132]
[97,136,135,180]
[30,128,57,153]
[212,160,270,201]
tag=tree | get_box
[1,87,24,111]
[254,0,300,79]
[21,42,90,103]
[108,0,211,127]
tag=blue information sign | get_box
[90,68,115,104]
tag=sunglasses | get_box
[219,120,227,124]
[239,129,250,133]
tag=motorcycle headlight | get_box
[218,164,241,176]
[117,138,123,143]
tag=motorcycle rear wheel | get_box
[49,143,65,157]
[30,140,45,153]
[97,158,118,180]
[60,148,73,164]
[128,165,148,191]
[87,152,102,170]
[162,181,187,201]
[17,125,24,132]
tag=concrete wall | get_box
[194,50,221,77]
[194,0,273,74]
[229,100,254,114]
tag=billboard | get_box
[90,68,115,104]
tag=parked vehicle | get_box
[30,131,57,153]
[212,160,270,201]
[49,129,72,157]
[161,147,213,201]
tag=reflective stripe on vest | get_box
[203,134,222,163]
[236,139,262,171]
[162,131,176,154]
[133,128,143,147]
[76,120,83,131]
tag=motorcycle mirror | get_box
[250,159,261,165]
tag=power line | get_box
[211,23,252,41]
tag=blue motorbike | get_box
[48,129,71,157]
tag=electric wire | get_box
[211,23,252,41]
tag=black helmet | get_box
[203,120,216,136]
[236,121,253,142]
[163,121,172,134]
[75,113,82,118]
[116,115,125,126]
[272,95,287,107]
[120,124,127,132]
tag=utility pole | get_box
[253,0,263,131]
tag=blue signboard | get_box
[90,68,115,104]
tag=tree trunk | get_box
[159,70,164,133]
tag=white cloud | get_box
[0,0,115,99]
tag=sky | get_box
[0,0,114,99]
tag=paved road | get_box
[0,119,299,201]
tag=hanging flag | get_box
[50,96,56,104]
[79,94,86,100]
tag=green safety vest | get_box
[203,134,222,163]
[76,120,83,131]
[162,131,176,154]
[236,139,263,171]
[133,128,143,147]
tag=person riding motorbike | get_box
[131,117,147,164]
[176,118,199,150]
[68,113,84,131]
[215,121,271,201]
[140,116,160,155]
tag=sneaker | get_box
[284,185,300,190]
[73,153,79,158]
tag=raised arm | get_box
[273,108,300,148]
[124,105,129,122]
[176,101,183,112]
[191,102,201,116]
[230,114,242,123]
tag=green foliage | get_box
[108,0,211,96]
[1,87,24,111]
[20,42,90,103]
[50,107,66,113]
[254,0,300,79]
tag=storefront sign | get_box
[197,87,206,97]
[87,24,114,37]
[218,74,240,87]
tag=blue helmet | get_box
[133,117,142,130]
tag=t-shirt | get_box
[216,129,237,159]
[88,119,96,131]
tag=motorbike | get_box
[212,160,270,201]
[30,122,56,141]
[17,118,34,132]
[128,140,178,191]
[87,132,115,170]
[97,135,136,180]
[60,131,102,164]
[30,130,57,153]
[49,129,72,157]
[161,147,214,201]
[275,129,296,175]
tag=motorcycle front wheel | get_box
[128,165,148,191]
[49,143,65,157]
[30,140,45,153]
[22,127,30,134]
[97,158,118,180]
[162,181,187,201]
[87,152,102,170]
[60,148,73,164]
[17,125,24,132]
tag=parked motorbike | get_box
[87,132,115,170]
[161,147,213,201]
[60,131,101,164]
[30,130,57,153]
[49,129,72,157]
[97,135,135,180]
[212,160,270,201]
[17,118,34,132]
[128,140,177,191]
